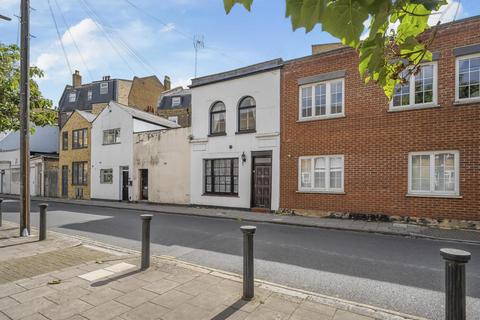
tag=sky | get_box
[0,0,477,105]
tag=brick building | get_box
[58,110,96,199]
[280,17,480,221]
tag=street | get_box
[2,199,480,320]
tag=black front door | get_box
[140,169,148,200]
[252,156,272,209]
[61,165,68,198]
[122,170,129,201]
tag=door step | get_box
[251,207,269,213]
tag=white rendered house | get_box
[90,101,178,201]
[189,59,282,211]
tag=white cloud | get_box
[172,78,191,88]
[428,0,463,26]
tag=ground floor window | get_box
[204,158,239,195]
[72,162,88,186]
[100,169,113,184]
[299,155,344,192]
[408,151,459,196]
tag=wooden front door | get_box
[252,157,272,209]
[61,165,68,198]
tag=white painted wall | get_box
[91,104,166,200]
[132,128,191,204]
[190,69,281,210]
[0,150,45,196]
[91,105,134,200]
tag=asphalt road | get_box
[2,199,480,319]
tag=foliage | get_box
[223,0,447,98]
[0,43,57,132]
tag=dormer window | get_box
[87,90,92,101]
[100,82,108,95]
[172,97,181,107]
[68,92,76,102]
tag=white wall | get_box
[91,105,134,200]
[0,150,44,196]
[132,128,191,204]
[190,69,281,210]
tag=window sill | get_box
[202,193,239,198]
[235,130,256,135]
[208,132,227,137]
[102,142,121,146]
[453,98,480,106]
[388,104,440,112]
[296,190,345,195]
[72,147,88,150]
[297,114,345,123]
[406,193,462,199]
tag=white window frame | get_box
[100,82,108,95]
[298,78,345,120]
[168,116,178,124]
[68,92,76,102]
[102,128,121,145]
[455,53,480,103]
[298,155,344,193]
[100,169,113,184]
[171,97,181,107]
[389,62,438,111]
[408,150,460,197]
[87,90,92,101]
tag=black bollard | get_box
[141,214,153,270]
[241,225,256,301]
[39,203,48,241]
[440,248,471,320]
[0,198,3,227]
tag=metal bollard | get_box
[241,225,256,301]
[39,203,48,241]
[440,248,471,320]
[0,198,3,227]
[141,214,153,270]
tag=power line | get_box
[47,0,73,75]
[80,0,159,76]
[453,0,462,21]
[53,0,94,82]
[77,0,136,74]
[122,0,245,74]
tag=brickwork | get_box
[157,107,191,127]
[117,80,133,106]
[280,18,480,221]
[128,76,166,113]
[58,112,92,199]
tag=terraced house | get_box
[280,16,480,222]
[58,110,96,199]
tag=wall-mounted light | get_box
[241,152,247,164]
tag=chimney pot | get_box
[72,70,82,87]
[164,75,171,91]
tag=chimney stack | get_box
[102,75,111,81]
[72,70,82,87]
[164,75,171,91]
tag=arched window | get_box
[210,101,226,135]
[238,96,256,132]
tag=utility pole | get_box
[193,35,204,78]
[19,0,30,237]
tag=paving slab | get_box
[81,300,131,320]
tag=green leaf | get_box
[224,0,253,13]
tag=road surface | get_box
[2,199,479,319]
